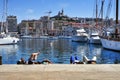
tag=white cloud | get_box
[25,9,37,20]
[26,9,34,14]
[26,15,37,20]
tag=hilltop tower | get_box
[61,8,64,16]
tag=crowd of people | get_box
[17,51,96,64]
[17,51,52,65]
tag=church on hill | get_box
[51,9,69,20]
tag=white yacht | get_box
[88,32,101,44]
[72,28,88,42]
[0,33,19,45]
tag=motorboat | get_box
[72,28,88,42]
[88,32,101,44]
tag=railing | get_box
[100,35,120,41]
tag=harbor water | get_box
[0,38,120,64]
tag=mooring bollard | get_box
[0,56,2,65]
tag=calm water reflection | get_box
[0,39,120,64]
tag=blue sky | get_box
[0,0,118,23]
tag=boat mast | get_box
[116,0,119,24]
[1,0,6,33]
[96,0,98,27]
[101,0,104,19]
[101,0,105,27]
[5,0,8,34]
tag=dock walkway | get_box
[0,64,120,80]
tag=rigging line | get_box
[1,0,6,33]
[5,0,8,16]
[92,0,96,18]
[98,0,105,18]
[105,0,112,19]
[1,0,5,21]
[97,0,101,18]
[1,0,7,22]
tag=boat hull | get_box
[100,38,120,51]
[72,36,88,42]
[0,37,19,45]
[89,37,101,44]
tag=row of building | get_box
[0,9,114,37]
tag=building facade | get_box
[7,15,17,32]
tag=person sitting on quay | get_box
[41,59,52,64]
[83,55,97,64]
[30,50,40,60]
[74,54,84,64]
[74,54,80,64]
[70,55,75,64]
[17,57,26,64]
[28,50,41,64]
[70,54,84,64]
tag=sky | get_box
[0,0,118,23]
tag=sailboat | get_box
[100,0,120,51]
[0,0,19,45]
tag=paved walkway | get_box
[0,64,120,80]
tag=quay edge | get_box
[0,64,120,80]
